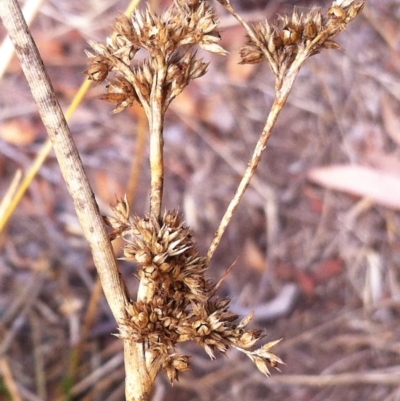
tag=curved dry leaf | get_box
[308,164,400,210]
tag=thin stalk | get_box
[105,48,167,224]
[148,64,167,221]
[206,53,307,265]
[125,63,169,400]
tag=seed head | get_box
[85,0,226,114]
[239,1,365,81]
[108,204,282,382]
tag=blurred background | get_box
[1,0,400,400]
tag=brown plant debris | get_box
[105,198,282,383]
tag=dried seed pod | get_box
[193,320,211,336]
[171,355,190,371]
[328,5,347,20]
[134,250,153,266]
[85,62,110,83]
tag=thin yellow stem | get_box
[0,76,92,234]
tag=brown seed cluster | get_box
[85,0,226,114]
[238,0,365,81]
[105,199,282,383]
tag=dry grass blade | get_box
[0,169,21,219]
[0,0,142,234]
[0,357,23,401]
[0,81,91,234]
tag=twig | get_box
[148,64,167,220]
[29,312,47,400]
[67,278,103,393]
[68,354,124,398]
[268,372,400,386]
[0,357,23,401]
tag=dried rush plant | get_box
[87,0,365,397]
[0,0,364,399]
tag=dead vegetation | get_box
[1,0,400,400]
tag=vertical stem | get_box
[148,66,166,221]
[124,340,152,401]
[125,64,168,400]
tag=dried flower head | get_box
[85,0,226,115]
[106,200,282,383]
[239,0,365,84]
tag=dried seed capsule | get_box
[328,6,347,20]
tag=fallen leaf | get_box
[308,164,400,210]
[0,118,36,145]
[295,270,315,299]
